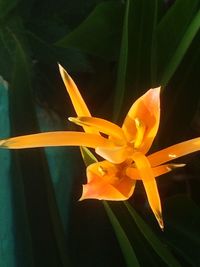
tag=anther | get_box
[134,118,146,149]
[98,166,107,176]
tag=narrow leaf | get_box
[150,0,159,85]
[113,0,129,122]
[0,77,16,267]
[104,201,140,267]
[9,29,70,266]
[157,0,200,84]
[161,9,200,85]
[80,146,98,167]
[0,0,19,19]
[55,1,123,60]
[124,201,182,267]
[123,0,159,117]
[164,196,200,266]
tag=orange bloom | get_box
[1,64,200,229]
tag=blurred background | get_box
[0,0,200,266]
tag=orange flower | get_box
[1,64,200,229]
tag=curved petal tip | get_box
[154,210,164,230]
[0,139,7,147]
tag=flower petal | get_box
[80,161,136,201]
[59,64,96,134]
[126,163,185,180]
[59,64,91,117]
[148,137,200,167]
[122,87,161,154]
[143,178,164,230]
[0,131,113,149]
[132,152,163,229]
[95,145,133,164]
[69,116,126,145]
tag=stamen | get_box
[167,163,185,170]
[68,117,84,125]
[98,166,107,176]
[168,153,177,159]
[134,118,146,149]
[69,116,126,145]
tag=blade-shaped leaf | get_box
[36,106,75,232]
[55,1,123,60]
[122,0,159,118]
[161,9,200,85]
[0,77,16,267]
[157,0,200,85]
[157,32,200,148]
[113,0,129,122]
[103,201,140,267]
[80,146,98,167]
[0,0,19,19]
[164,195,200,266]
[124,201,182,267]
[9,29,70,266]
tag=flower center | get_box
[98,166,107,176]
[129,117,146,151]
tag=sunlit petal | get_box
[122,87,160,154]
[0,131,113,149]
[126,163,185,180]
[69,116,126,145]
[148,137,200,167]
[143,178,164,230]
[132,152,163,229]
[96,145,134,164]
[59,64,91,117]
[59,64,96,134]
[80,161,136,201]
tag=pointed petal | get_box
[69,116,126,145]
[59,64,96,134]
[0,131,113,149]
[132,152,163,229]
[59,64,91,117]
[126,163,185,180]
[148,137,200,167]
[143,178,164,230]
[80,161,136,201]
[122,87,161,153]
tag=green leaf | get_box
[0,0,19,19]
[164,195,200,266]
[113,0,159,120]
[0,77,16,267]
[124,201,182,267]
[27,30,93,72]
[8,28,70,266]
[127,0,157,91]
[113,0,129,122]
[150,0,159,85]
[157,32,200,147]
[80,146,98,167]
[8,28,36,267]
[36,106,75,232]
[157,0,200,85]
[103,201,140,267]
[55,1,123,60]
[0,26,17,81]
[122,0,159,118]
